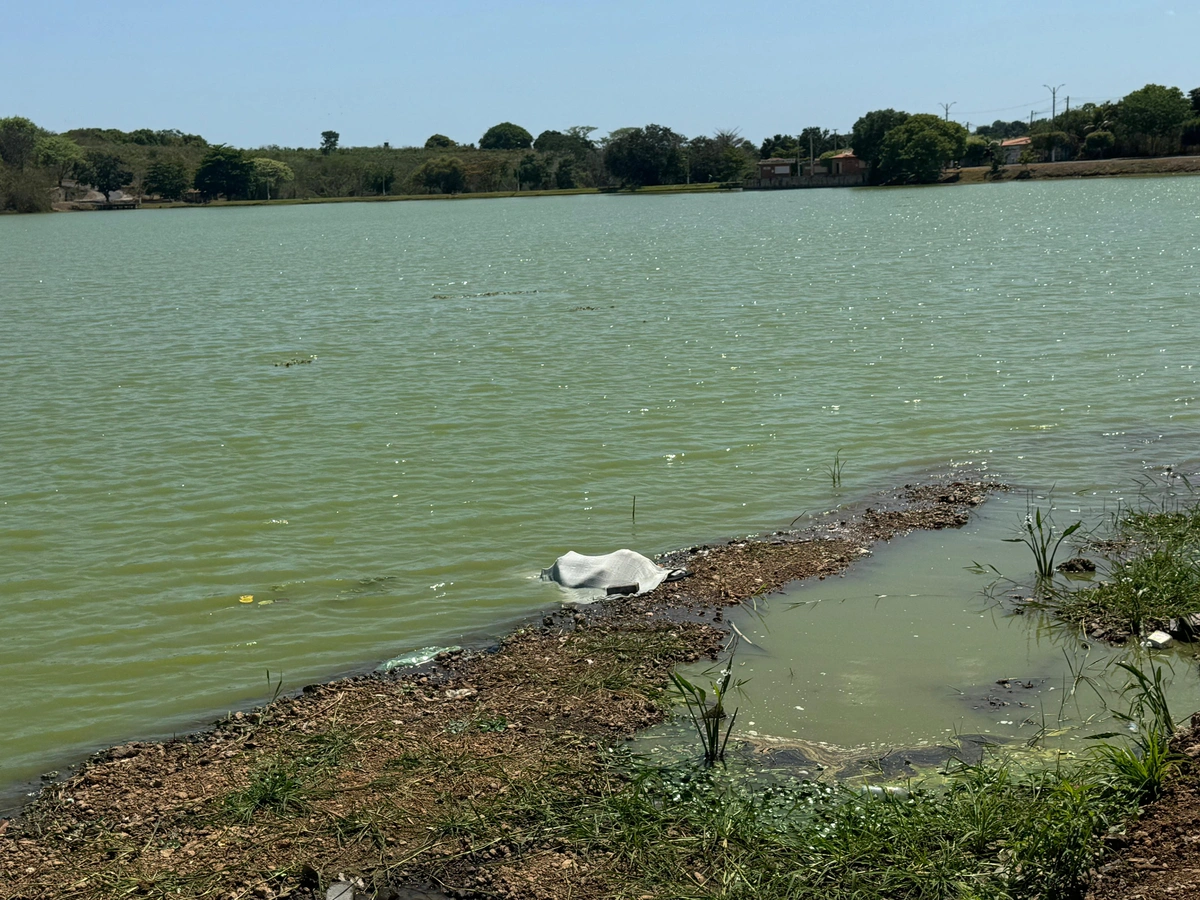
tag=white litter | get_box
[1144,630,1174,649]
[541,549,680,597]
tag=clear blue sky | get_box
[3,0,1196,149]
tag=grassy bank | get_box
[1034,497,1200,642]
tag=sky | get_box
[2,0,1197,149]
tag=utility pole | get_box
[1044,83,1065,161]
[940,101,956,121]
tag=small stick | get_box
[632,495,636,523]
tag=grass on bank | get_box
[204,673,1176,900]
[1053,499,1200,636]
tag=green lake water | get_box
[2,178,1199,798]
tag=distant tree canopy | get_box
[34,134,83,186]
[1083,130,1115,158]
[1117,84,1193,153]
[759,134,799,159]
[250,157,295,199]
[974,119,1027,140]
[603,124,686,187]
[479,122,533,150]
[412,155,466,193]
[424,134,455,149]
[0,116,42,170]
[67,127,207,147]
[850,109,910,182]
[320,131,340,154]
[80,150,132,201]
[533,128,595,158]
[688,130,754,182]
[194,144,253,200]
[875,114,967,184]
[144,159,191,199]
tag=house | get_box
[1000,136,1032,165]
[758,157,797,179]
[828,150,866,177]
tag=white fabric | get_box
[541,549,671,595]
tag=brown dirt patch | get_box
[1088,723,1200,900]
[953,155,1200,185]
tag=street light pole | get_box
[1043,83,1065,161]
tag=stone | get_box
[327,882,355,900]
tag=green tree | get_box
[1116,84,1193,154]
[80,150,132,201]
[554,158,577,189]
[194,145,253,200]
[758,134,799,159]
[424,134,455,149]
[1083,130,1115,158]
[1191,87,1200,114]
[320,130,339,154]
[250,158,294,199]
[961,136,991,167]
[850,109,910,183]
[143,159,191,199]
[603,124,686,187]
[34,135,83,187]
[875,114,967,184]
[1030,131,1071,158]
[0,116,42,170]
[412,155,466,193]
[516,152,546,190]
[479,122,533,150]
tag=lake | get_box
[2,177,1199,795]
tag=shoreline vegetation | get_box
[3,79,1199,212]
[8,477,1200,899]
[29,154,1200,218]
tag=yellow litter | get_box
[239,594,254,603]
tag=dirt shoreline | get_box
[0,476,1087,900]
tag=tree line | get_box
[3,81,1198,211]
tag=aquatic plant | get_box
[1090,661,1182,803]
[670,653,742,764]
[826,449,846,488]
[1005,502,1081,580]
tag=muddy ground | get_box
[10,476,1196,899]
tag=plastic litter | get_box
[541,549,685,597]
[378,646,460,672]
[1144,630,1174,649]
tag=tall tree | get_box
[851,109,910,183]
[1117,84,1193,154]
[603,124,686,187]
[424,134,455,149]
[194,145,253,200]
[80,150,132,201]
[250,158,294,199]
[320,130,340,154]
[479,122,533,150]
[1189,87,1200,114]
[144,159,191,199]
[412,156,466,193]
[34,135,83,187]
[0,116,42,170]
[875,114,967,184]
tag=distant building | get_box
[1000,136,1032,165]
[827,150,866,177]
[758,157,797,180]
